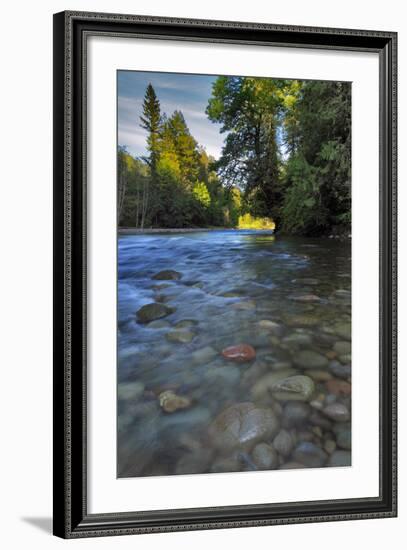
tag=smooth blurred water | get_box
[117,230,351,477]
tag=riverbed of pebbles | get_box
[117,234,352,477]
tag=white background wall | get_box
[0,0,404,548]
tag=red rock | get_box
[221,344,256,363]
[326,350,338,360]
[325,379,351,396]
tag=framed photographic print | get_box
[53,11,397,538]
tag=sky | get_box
[118,71,225,160]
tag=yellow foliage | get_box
[237,213,275,230]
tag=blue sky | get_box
[118,71,225,160]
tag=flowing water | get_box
[117,230,351,477]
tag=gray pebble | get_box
[292,442,328,467]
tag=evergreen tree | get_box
[138,84,162,228]
[140,84,162,176]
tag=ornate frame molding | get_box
[53,11,397,538]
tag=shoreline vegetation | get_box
[118,226,350,238]
[118,227,274,235]
[118,76,351,236]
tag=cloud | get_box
[117,75,225,159]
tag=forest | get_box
[118,76,351,235]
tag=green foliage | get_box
[280,155,328,234]
[206,77,300,222]
[282,80,351,234]
[119,84,235,228]
[119,78,351,234]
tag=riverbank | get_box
[118,227,350,239]
[118,227,275,235]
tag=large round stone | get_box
[250,369,297,402]
[270,375,315,402]
[136,302,175,323]
[208,402,279,453]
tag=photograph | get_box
[116,70,352,478]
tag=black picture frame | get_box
[53,10,397,538]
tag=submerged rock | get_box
[307,369,333,382]
[175,449,212,475]
[280,461,305,470]
[161,406,211,429]
[273,429,295,457]
[174,319,198,329]
[191,346,217,364]
[338,354,351,365]
[283,314,320,328]
[209,402,279,453]
[151,283,172,290]
[220,289,246,298]
[336,428,352,450]
[325,379,351,396]
[231,300,256,310]
[159,390,191,413]
[333,341,351,355]
[289,294,321,303]
[257,320,281,332]
[328,450,351,467]
[210,456,242,473]
[136,303,175,323]
[282,333,313,348]
[252,443,279,470]
[270,375,315,402]
[309,410,332,429]
[118,381,145,402]
[293,350,329,369]
[332,322,351,341]
[152,269,182,280]
[166,330,195,344]
[322,403,350,422]
[324,439,337,454]
[251,368,297,402]
[292,442,328,467]
[282,402,311,428]
[222,344,256,363]
[291,277,319,285]
[334,289,351,299]
[329,360,351,380]
[204,365,241,386]
[147,319,171,329]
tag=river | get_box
[117,230,351,477]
